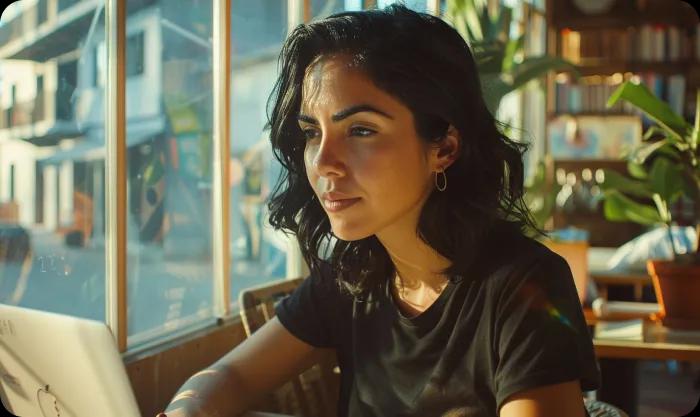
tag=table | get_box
[589,317,700,417]
[593,320,700,362]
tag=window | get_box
[126,0,215,348]
[1,0,451,352]
[37,0,48,26]
[377,0,429,11]
[93,31,143,88]
[58,0,81,13]
[93,45,102,87]
[56,60,77,120]
[36,76,44,96]
[126,31,145,77]
[228,0,290,311]
[0,0,107,322]
[35,75,44,122]
[9,164,15,201]
[7,85,16,126]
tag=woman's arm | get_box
[498,380,586,417]
[161,317,329,417]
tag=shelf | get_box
[556,61,697,76]
[555,15,699,31]
[551,1,699,31]
[548,112,632,119]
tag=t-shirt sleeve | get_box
[493,250,601,411]
[274,265,346,349]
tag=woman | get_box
[160,5,600,417]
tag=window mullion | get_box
[105,0,128,352]
[212,0,232,318]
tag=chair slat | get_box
[239,277,339,417]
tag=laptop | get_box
[0,304,142,417]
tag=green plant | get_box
[600,81,700,262]
[444,0,577,114]
[444,0,576,233]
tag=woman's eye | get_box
[350,127,376,137]
[302,128,319,141]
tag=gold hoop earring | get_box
[435,169,447,192]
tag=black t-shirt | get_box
[276,226,601,417]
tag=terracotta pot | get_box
[647,260,700,330]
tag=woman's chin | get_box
[330,225,373,242]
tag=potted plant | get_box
[444,0,578,115]
[601,80,700,330]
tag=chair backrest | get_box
[239,277,339,417]
[584,398,629,417]
[544,240,589,305]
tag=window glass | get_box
[58,0,81,13]
[126,0,215,348]
[93,33,143,87]
[377,0,429,11]
[0,0,107,321]
[126,32,145,77]
[228,0,289,311]
[311,0,346,18]
[344,0,362,10]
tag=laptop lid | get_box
[0,304,141,417]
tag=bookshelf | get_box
[544,0,699,247]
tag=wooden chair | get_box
[544,240,589,305]
[239,277,339,417]
[583,397,629,417]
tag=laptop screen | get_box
[0,304,142,417]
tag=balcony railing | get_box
[0,92,51,130]
[0,0,86,57]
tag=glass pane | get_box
[229,0,289,311]
[0,0,107,321]
[377,0,428,12]
[344,0,363,11]
[312,0,346,18]
[126,0,215,348]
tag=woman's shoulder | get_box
[475,222,567,284]
[306,260,356,301]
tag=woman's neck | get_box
[376,227,452,292]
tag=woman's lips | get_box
[323,197,361,212]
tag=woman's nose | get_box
[312,138,347,178]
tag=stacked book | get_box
[554,73,688,118]
[561,24,696,63]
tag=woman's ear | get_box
[432,124,461,171]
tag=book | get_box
[667,74,686,117]
[594,318,644,341]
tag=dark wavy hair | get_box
[265,4,540,297]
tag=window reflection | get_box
[0,0,107,321]
[0,0,448,346]
[126,0,215,347]
[228,0,289,309]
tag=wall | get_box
[125,316,248,417]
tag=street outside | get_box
[1,225,286,344]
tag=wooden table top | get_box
[589,270,653,286]
[591,318,700,362]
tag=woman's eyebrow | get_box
[297,104,394,124]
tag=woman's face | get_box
[299,55,438,241]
